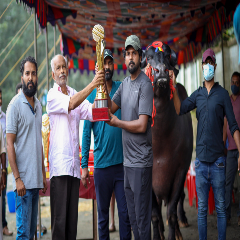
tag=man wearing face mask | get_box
[81,49,131,240]
[171,49,240,240]
[223,71,240,226]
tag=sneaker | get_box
[3,226,13,236]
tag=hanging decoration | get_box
[16,0,77,29]
[16,0,239,68]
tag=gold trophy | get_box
[42,113,50,177]
[92,24,110,121]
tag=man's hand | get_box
[106,109,119,127]
[95,63,99,73]
[92,70,105,89]
[0,171,6,196]
[169,70,176,87]
[81,168,90,189]
[1,171,6,191]
[42,175,47,194]
[16,178,26,197]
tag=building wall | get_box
[177,43,240,96]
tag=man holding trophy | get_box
[107,35,154,240]
[46,54,105,240]
[81,49,131,240]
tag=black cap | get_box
[104,49,113,60]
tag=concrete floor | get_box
[3,174,240,240]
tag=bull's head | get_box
[141,41,179,94]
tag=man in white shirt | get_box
[47,54,105,240]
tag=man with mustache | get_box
[107,35,154,240]
[6,56,47,240]
[47,54,105,240]
[81,49,131,240]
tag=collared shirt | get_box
[81,81,123,169]
[6,91,43,190]
[227,94,240,150]
[47,83,93,179]
[180,82,239,163]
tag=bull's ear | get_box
[170,49,178,67]
[141,50,147,69]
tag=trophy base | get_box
[92,107,110,121]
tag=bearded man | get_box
[107,36,154,240]
[6,56,47,240]
[47,54,105,240]
[81,49,131,240]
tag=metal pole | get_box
[38,199,41,239]
[183,64,186,87]
[54,26,56,56]
[195,59,198,89]
[34,11,37,62]
[34,9,39,239]
[34,9,38,98]
[221,31,225,88]
[45,24,49,90]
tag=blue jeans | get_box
[15,189,39,240]
[195,157,226,240]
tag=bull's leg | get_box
[167,174,186,240]
[167,201,180,240]
[158,198,165,240]
[152,191,165,240]
[177,188,189,228]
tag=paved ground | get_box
[3,174,240,240]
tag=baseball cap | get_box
[125,35,141,50]
[202,48,216,64]
[104,49,113,60]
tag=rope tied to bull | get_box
[145,64,176,127]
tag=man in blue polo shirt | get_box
[81,49,131,240]
[172,48,240,240]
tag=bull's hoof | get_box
[175,230,183,240]
[178,220,189,228]
[175,235,183,240]
[160,233,165,240]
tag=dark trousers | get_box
[124,166,152,240]
[225,149,240,219]
[50,175,80,240]
[94,163,131,240]
[2,169,7,228]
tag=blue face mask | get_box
[203,63,215,81]
[231,85,239,95]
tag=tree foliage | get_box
[0,0,126,112]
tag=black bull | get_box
[141,42,193,240]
